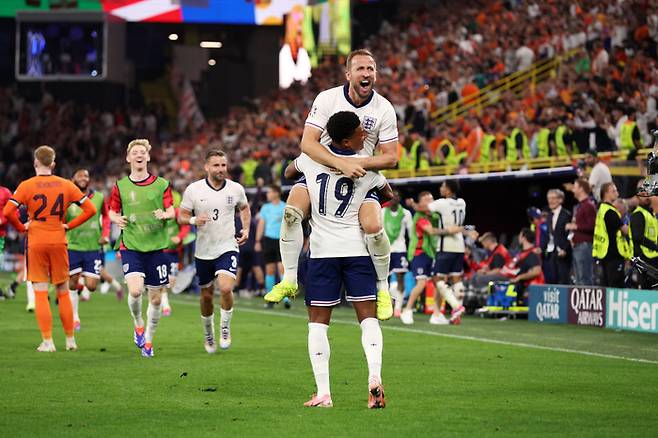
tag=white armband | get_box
[189,216,197,225]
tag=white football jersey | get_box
[429,197,467,253]
[295,150,387,258]
[180,178,248,260]
[381,206,413,253]
[305,84,398,157]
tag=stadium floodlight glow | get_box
[168,33,179,41]
[200,41,222,49]
[208,59,216,66]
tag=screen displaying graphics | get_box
[17,19,105,79]
[100,0,306,24]
[279,0,350,89]
[0,0,308,24]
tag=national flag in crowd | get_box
[102,0,183,22]
[178,78,205,131]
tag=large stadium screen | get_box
[100,0,305,24]
[0,0,308,25]
[16,16,106,80]
[279,0,350,89]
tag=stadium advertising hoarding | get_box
[528,285,567,323]
[606,288,658,334]
[531,285,658,334]
[567,287,606,328]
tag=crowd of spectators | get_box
[1,0,658,193]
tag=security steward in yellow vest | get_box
[554,123,573,156]
[630,186,658,288]
[479,133,497,162]
[399,138,430,170]
[592,182,631,287]
[619,118,642,151]
[505,127,530,161]
[240,156,258,187]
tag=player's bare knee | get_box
[362,221,383,235]
[200,288,214,302]
[86,279,99,292]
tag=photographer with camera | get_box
[630,179,658,289]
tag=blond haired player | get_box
[109,139,175,358]
[3,146,97,352]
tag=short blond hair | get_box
[126,139,152,154]
[34,145,55,167]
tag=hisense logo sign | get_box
[607,289,658,333]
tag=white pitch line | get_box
[174,299,658,365]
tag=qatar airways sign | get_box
[607,288,658,334]
[567,287,606,327]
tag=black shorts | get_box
[263,237,281,264]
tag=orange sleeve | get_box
[11,181,29,206]
[67,181,86,204]
[2,201,25,233]
[66,198,97,230]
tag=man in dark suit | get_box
[542,189,572,284]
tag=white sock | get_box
[145,303,161,344]
[111,279,122,292]
[280,205,304,284]
[26,281,35,305]
[220,307,233,329]
[452,281,465,300]
[69,289,80,321]
[202,314,215,342]
[364,230,391,291]
[128,294,144,327]
[308,322,331,396]
[435,280,461,309]
[360,318,383,384]
[100,282,110,294]
[161,291,170,308]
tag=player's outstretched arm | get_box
[424,222,463,236]
[178,207,210,227]
[377,183,394,203]
[109,209,128,229]
[2,202,26,233]
[237,204,251,246]
[254,216,265,251]
[153,206,175,220]
[66,198,97,230]
[301,125,365,178]
[99,198,111,244]
[284,160,302,181]
[354,140,398,171]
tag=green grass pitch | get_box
[1,276,658,436]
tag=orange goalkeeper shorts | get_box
[27,244,69,285]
